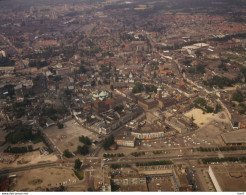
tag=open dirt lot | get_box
[185,108,214,127]
[0,151,57,169]
[12,166,78,191]
[43,119,99,154]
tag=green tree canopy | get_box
[63,149,73,158]
[232,90,244,102]
[77,145,89,155]
[132,82,144,93]
[103,135,115,150]
[79,136,91,145]
[74,158,82,170]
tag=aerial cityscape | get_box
[1,0,246,192]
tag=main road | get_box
[1,151,246,176]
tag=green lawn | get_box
[74,170,84,180]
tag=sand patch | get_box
[185,108,215,127]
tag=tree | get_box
[77,145,89,155]
[132,82,144,93]
[153,71,157,78]
[103,135,115,150]
[195,50,202,58]
[57,122,64,129]
[74,158,82,170]
[214,104,222,113]
[110,85,114,91]
[232,90,244,102]
[79,136,91,145]
[191,115,195,127]
[91,80,96,87]
[114,105,124,113]
[78,65,87,74]
[238,103,246,114]
[63,149,73,158]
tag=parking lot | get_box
[136,118,232,151]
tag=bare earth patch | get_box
[185,108,215,127]
[12,166,78,191]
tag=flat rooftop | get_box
[210,164,246,191]
[148,177,175,191]
[221,129,246,144]
[117,184,148,192]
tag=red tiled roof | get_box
[83,105,90,110]
[104,98,115,105]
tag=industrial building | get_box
[208,164,246,192]
[221,129,246,146]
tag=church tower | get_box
[157,86,162,100]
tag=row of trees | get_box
[203,75,235,89]
[202,156,246,164]
[197,146,246,152]
[4,145,33,153]
[131,151,146,157]
[194,98,214,113]
[132,82,158,94]
[136,160,173,166]
[6,125,42,144]
[0,56,15,67]
[153,150,165,155]
[63,146,90,157]
[103,153,124,158]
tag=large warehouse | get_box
[221,129,246,146]
[209,165,246,192]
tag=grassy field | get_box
[74,170,84,180]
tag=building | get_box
[114,135,136,148]
[156,87,176,109]
[158,97,177,110]
[138,164,191,192]
[92,91,109,101]
[138,97,158,110]
[221,129,246,146]
[92,91,113,114]
[131,123,176,139]
[55,68,71,76]
[93,99,110,114]
[173,167,192,191]
[156,86,162,99]
[112,174,146,186]
[208,165,246,192]
[165,116,190,134]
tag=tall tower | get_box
[157,86,162,99]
